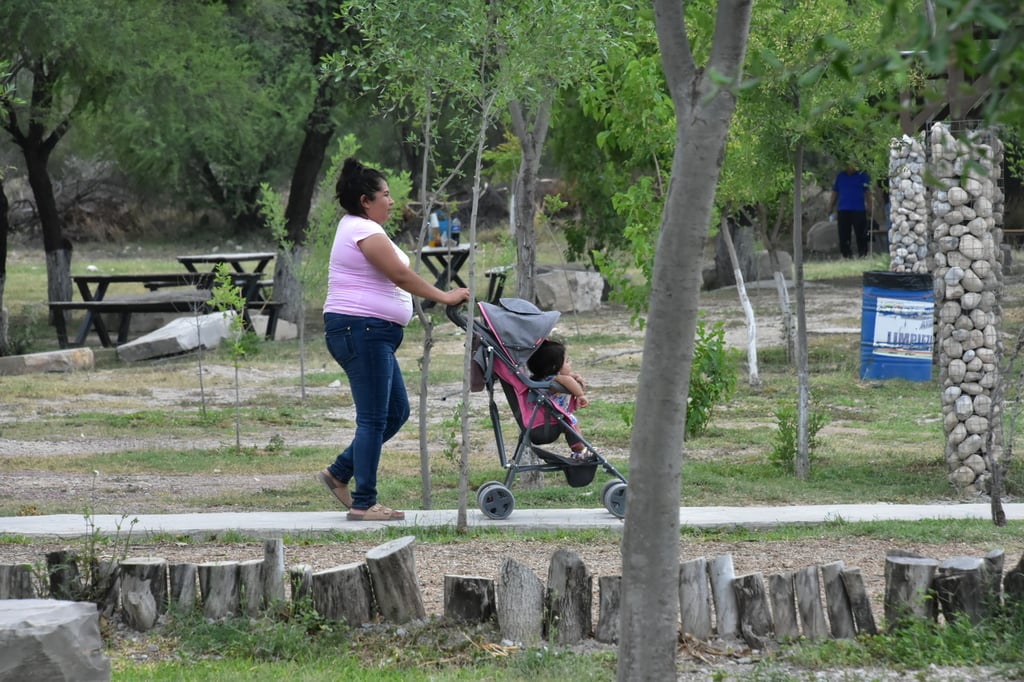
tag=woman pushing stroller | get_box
[527,339,593,461]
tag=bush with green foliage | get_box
[768,404,828,469]
[686,319,736,438]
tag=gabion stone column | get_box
[930,121,1005,495]
[888,134,929,274]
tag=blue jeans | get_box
[323,313,409,510]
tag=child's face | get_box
[559,354,572,374]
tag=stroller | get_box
[447,298,628,520]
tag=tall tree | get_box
[617,1,752,679]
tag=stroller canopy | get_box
[478,298,561,365]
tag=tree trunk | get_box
[618,2,752,679]
[169,563,198,612]
[732,572,772,649]
[545,548,592,645]
[821,561,856,639]
[24,142,72,313]
[312,562,375,626]
[510,97,552,490]
[595,575,622,644]
[119,557,169,615]
[0,179,9,356]
[678,557,712,640]
[794,565,828,640]
[768,572,799,641]
[720,214,759,385]
[198,560,240,620]
[497,557,545,646]
[364,535,425,623]
[792,144,811,479]
[444,575,496,623]
[883,555,939,629]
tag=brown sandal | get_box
[347,503,406,521]
[316,470,352,509]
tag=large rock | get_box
[806,220,840,255]
[0,599,111,682]
[117,311,235,362]
[0,348,94,376]
[534,268,605,313]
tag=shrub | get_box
[768,404,828,469]
[686,319,736,438]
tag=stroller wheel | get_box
[478,483,515,520]
[476,481,503,506]
[602,481,627,519]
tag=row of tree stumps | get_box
[5,538,1024,648]
[888,121,1007,495]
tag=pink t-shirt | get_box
[323,214,414,326]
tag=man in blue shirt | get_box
[827,163,874,258]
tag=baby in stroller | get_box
[526,339,591,461]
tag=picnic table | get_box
[418,243,472,289]
[177,251,276,274]
[49,271,279,349]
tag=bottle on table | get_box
[450,216,462,244]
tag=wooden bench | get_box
[49,294,283,348]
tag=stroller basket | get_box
[447,298,627,519]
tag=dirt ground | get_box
[2,273,1020,678]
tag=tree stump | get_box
[768,572,799,641]
[121,573,158,632]
[0,564,36,599]
[821,561,855,639]
[262,539,286,608]
[840,567,877,635]
[45,550,80,601]
[91,559,120,619]
[983,549,1004,608]
[935,556,987,624]
[1004,551,1024,606]
[238,558,264,618]
[289,564,313,602]
[365,536,425,623]
[732,572,772,650]
[545,548,592,644]
[497,558,544,646]
[679,557,712,640]
[120,557,168,615]
[883,555,938,630]
[444,575,496,623]
[794,565,828,640]
[595,575,621,644]
[708,554,739,637]
[169,563,197,612]
[198,560,240,620]
[312,562,375,626]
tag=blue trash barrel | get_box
[860,271,934,381]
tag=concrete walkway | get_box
[2,503,1021,539]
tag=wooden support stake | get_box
[365,535,425,623]
[238,558,264,618]
[732,572,773,650]
[883,555,938,630]
[289,564,313,603]
[0,564,36,599]
[595,575,621,644]
[262,539,286,608]
[120,557,168,615]
[312,562,375,626]
[935,556,987,624]
[497,558,544,646]
[121,573,158,631]
[679,557,712,640]
[821,561,856,639]
[768,572,799,641]
[169,563,197,612]
[444,575,496,623]
[840,567,877,635]
[545,549,592,645]
[708,554,739,638]
[198,560,240,620]
[794,565,829,641]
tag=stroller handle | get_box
[446,303,468,329]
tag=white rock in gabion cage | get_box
[961,269,984,292]
[961,291,982,310]
[947,359,967,383]
[964,453,988,474]
[949,186,970,205]
[974,393,992,417]
[943,266,965,285]
[957,433,984,457]
[950,420,969,443]
[972,259,992,278]
[965,415,989,435]
[959,234,985,259]
[949,466,976,487]
[942,385,963,404]
[954,395,974,420]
